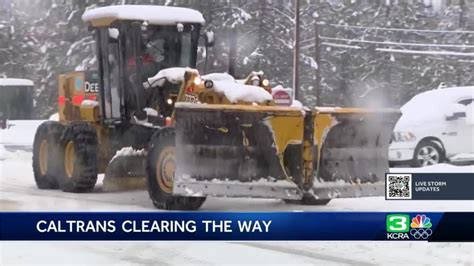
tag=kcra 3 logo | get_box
[386,214,433,240]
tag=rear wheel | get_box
[56,123,98,192]
[411,140,444,167]
[146,128,206,210]
[32,121,65,189]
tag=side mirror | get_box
[204,30,215,47]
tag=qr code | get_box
[386,174,412,200]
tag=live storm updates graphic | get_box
[386,214,433,240]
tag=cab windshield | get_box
[139,24,200,81]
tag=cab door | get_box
[97,27,122,122]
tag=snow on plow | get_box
[173,103,401,201]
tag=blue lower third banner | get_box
[0,212,472,241]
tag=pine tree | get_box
[2,0,473,117]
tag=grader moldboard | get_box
[32,5,400,210]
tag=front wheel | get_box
[146,128,206,210]
[32,121,65,189]
[411,140,444,167]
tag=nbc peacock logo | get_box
[410,214,433,240]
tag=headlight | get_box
[193,76,202,86]
[262,79,270,87]
[392,132,417,142]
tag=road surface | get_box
[0,148,473,265]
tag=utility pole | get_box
[460,0,466,28]
[293,0,301,101]
[228,1,237,77]
[314,14,322,106]
[228,27,237,77]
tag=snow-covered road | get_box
[0,148,473,265]
[1,149,472,212]
[3,241,472,265]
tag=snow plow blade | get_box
[312,108,401,199]
[173,103,400,200]
[102,154,147,192]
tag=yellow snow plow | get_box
[172,94,400,204]
[32,5,401,210]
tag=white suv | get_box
[389,86,474,167]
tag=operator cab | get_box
[82,5,206,126]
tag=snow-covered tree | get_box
[1,0,473,117]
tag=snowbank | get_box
[0,120,45,147]
[82,5,205,26]
[0,144,31,161]
[212,81,273,104]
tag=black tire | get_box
[146,128,206,210]
[32,121,65,189]
[285,195,331,206]
[57,123,98,192]
[411,140,444,168]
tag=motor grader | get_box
[32,5,400,210]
